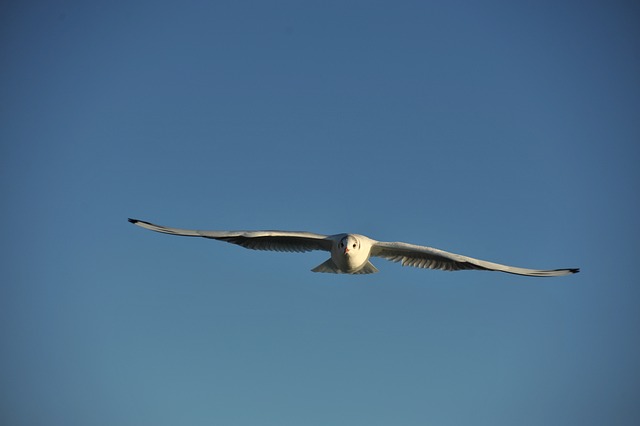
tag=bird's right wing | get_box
[129,219,333,253]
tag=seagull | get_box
[128,219,579,277]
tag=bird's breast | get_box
[331,249,370,273]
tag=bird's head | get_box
[339,235,360,256]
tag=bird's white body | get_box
[332,234,369,272]
[128,219,579,278]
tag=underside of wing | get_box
[370,241,579,277]
[128,219,333,253]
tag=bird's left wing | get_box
[128,219,333,252]
[370,241,579,277]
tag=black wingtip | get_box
[128,218,137,224]
[571,268,580,274]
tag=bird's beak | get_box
[343,247,349,254]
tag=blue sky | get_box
[1,1,639,425]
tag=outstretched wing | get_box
[129,219,333,253]
[370,241,579,277]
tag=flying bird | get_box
[128,219,579,277]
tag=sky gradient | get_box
[2,1,639,425]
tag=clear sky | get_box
[2,1,639,425]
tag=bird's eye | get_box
[352,243,357,248]
[339,242,344,247]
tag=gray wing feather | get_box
[370,241,579,277]
[129,219,332,252]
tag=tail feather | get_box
[311,259,379,274]
[311,259,342,273]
